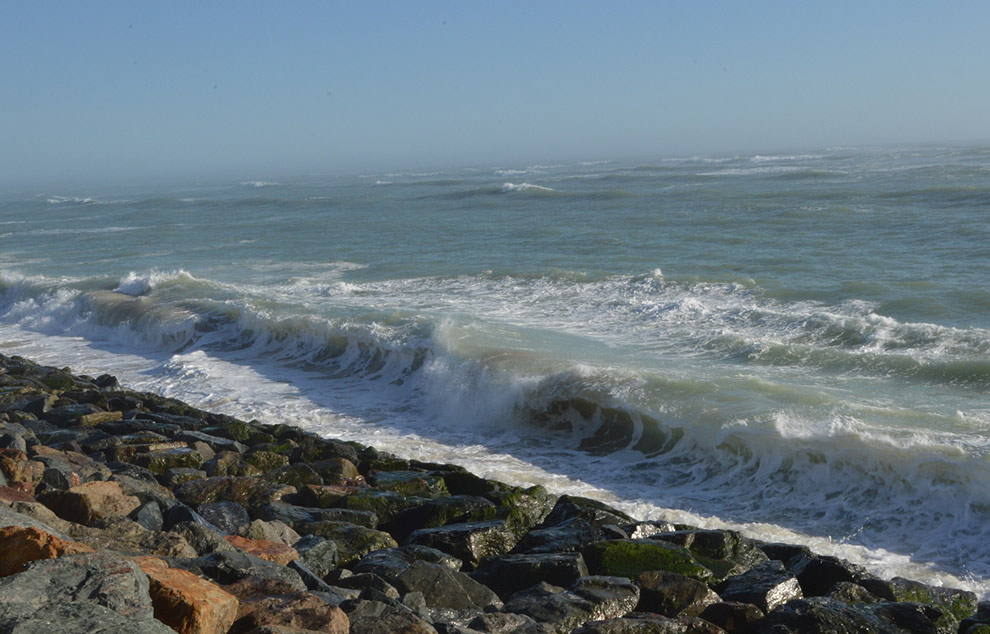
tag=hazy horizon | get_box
[3,2,989,189]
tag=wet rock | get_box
[486,484,557,536]
[502,577,639,634]
[385,495,497,542]
[466,612,555,633]
[196,500,251,535]
[755,596,904,633]
[637,571,721,617]
[372,470,449,497]
[302,521,398,565]
[294,535,339,579]
[573,613,729,633]
[407,520,519,569]
[652,530,768,582]
[541,495,635,529]
[340,489,431,523]
[353,544,461,582]
[134,555,240,634]
[39,480,141,525]
[295,482,364,508]
[230,591,349,634]
[960,602,990,634]
[0,525,95,576]
[333,572,400,600]
[827,581,881,604]
[788,553,877,598]
[472,552,590,600]
[718,560,801,613]
[256,501,378,529]
[396,560,502,610]
[890,576,977,633]
[866,601,942,634]
[176,430,247,454]
[513,517,603,554]
[343,599,438,634]
[582,539,713,582]
[699,601,765,633]
[175,476,296,508]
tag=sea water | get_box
[1,144,988,593]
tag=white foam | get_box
[114,270,195,296]
[501,182,555,193]
[240,181,279,188]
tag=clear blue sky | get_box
[2,1,988,187]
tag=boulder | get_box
[342,599,437,634]
[177,550,307,594]
[39,480,141,525]
[513,517,603,554]
[408,520,519,569]
[239,518,300,545]
[394,560,502,610]
[224,534,298,565]
[301,521,397,565]
[890,576,977,633]
[383,494,498,541]
[229,592,349,634]
[582,540,712,582]
[699,601,765,633]
[293,535,339,579]
[502,577,639,634]
[572,613,728,633]
[196,501,251,535]
[175,476,296,508]
[718,560,801,613]
[256,501,378,529]
[0,525,95,576]
[755,597,906,633]
[541,495,634,529]
[353,544,461,582]
[472,552,590,600]
[134,556,239,634]
[637,571,721,617]
[371,470,449,497]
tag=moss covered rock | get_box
[582,539,713,583]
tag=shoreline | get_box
[0,350,986,633]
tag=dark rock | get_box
[0,551,172,633]
[161,502,222,532]
[472,552,590,600]
[301,521,398,565]
[755,541,813,566]
[865,601,941,634]
[384,494,498,541]
[169,520,235,556]
[130,501,164,531]
[174,475,296,508]
[286,558,342,594]
[196,500,251,535]
[256,500,378,529]
[637,571,721,617]
[175,429,247,453]
[827,581,881,604]
[652,530,768,582]
[408,520,519,569]
[292,535,339,578]
[340,489,431,524]
[334,572,401,599]
[573,613,729,633]
[263,462,324,489]
[372,470,449,497]
[889,576,977,633]
[582,539,713,582]
[755,596,905,633]
[541,495,635,529]
[789,554,870,598]
[176,549,307,592]
[699,601,765,633]
[502,577,639,634]
[156,467,207,488]
[228,591,349,634]
[354,544,462,582]
[718,560,801,613]
[342,598,438,634]
[396,560,502,610]
[514,517,603,554]
[467,611,556,633]
[960,601,990,634]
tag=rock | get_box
[134,555,240,634]
[890,576,977,633]
[353,544,461,582]
[637,571,721,617]
[0,448,45,484]
[240,518,301,546]
[541,495,634,529]
[166,521,236,556]
[31,444,112,482]
[343,599,437,634]
[196,501,251,535]
[263,462,324,489]
[622,521,678,540]
[718,560,801,613]
[224,534,298,565]
[502,577,639,634]
[467,611,554,633]
[407,520,519,569]
[178,550,307,593]
[69,518,198,559]
[0,525,95,576]
[827,581,881,604]
[699,601,765,633]
[652,530,767,582]
[755,596,905,633]
[472,552,590,600]
[229,592,349,634]
[176,430,247,454]
[296,483,364,508]
[8,500,72,532]
[372,470,449,497]
[572,613,728,633]
[865,601,942,634]
[789,553,871,598]
[395,560,502,610]
[163,502,224,532]
[514,517,603,554]
[256,501,379,529]
[294,535,339,579]
[0,551,170,632]
[131,501,165,531]
[39,480,141,525]
[487,484,557,537]
[384,495,497,542]
[175,476,296,508]
[302,521,397,565]
[333,572,400,600]
[42,404,122,427]
[960,602,990,634]
[0,482,37,505]
[339,490,430,524]
[582,540,712,583]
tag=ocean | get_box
[1,144,988,593]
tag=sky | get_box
[2,1,989,187]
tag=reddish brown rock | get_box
[0,482,36,504]
[0,525,94,576]
[135,556,240,634]
[39,479,141,525]
[230,592,348,634]
[224,534,299,565]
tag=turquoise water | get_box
[1,144,988,591]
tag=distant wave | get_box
[240,181,279,188]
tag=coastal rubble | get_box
[0,352,980,634]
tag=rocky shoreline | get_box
[0,351,985,634]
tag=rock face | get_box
[0,352,983,634]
